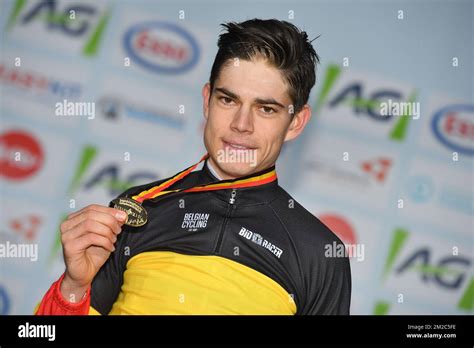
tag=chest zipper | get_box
[229,189,237,204]
[214,189,237,253]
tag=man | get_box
[36,18,351,315]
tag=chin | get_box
[216,162,258,179]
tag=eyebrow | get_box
[214,87,285,109]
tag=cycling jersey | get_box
[35,159,351,315]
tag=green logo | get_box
[313,64,416,141]
[382,228,473,312]
[6,0,110,57]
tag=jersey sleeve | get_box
[34,273,100,315]
[304,252,352,315]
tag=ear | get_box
[284,104,312,142]
[202,83,211,120]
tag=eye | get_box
[260,106,276,114]
[219,96,234,105]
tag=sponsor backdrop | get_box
[0,0,472,315]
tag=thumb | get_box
[114,210,128,225]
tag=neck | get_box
[206,159,223,180]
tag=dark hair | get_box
[209,18,320,114]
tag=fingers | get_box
[74,233,116,253]
[61,219,118,247]
[62,209,125,235]
[67,204,127,223]
[60,204,129,260]
[62,205,127,234]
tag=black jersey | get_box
[90,161,351,315]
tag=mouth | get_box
[222,139,257,151]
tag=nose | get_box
[230,106,254,134]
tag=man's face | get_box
[202,57,310,179]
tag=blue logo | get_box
[405,175,435,203]
[98,96,184,129]
[124,21,199,74]
[0,286,10,315]
[431,104,474,156]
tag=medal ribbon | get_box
[131,153,277,203]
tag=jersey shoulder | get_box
[269,186,346,253]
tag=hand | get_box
[59,204,127,302]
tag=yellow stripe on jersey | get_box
[108,251,296,315]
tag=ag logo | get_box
[69,145,158,197]
[383,228,473,311]
[5,0,110,56]
[315,64,417,141]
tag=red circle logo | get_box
[0,130,44,180]
[319,213,356,245]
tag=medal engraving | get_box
[111,197,148,227]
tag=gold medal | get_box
[111,197,148,227]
